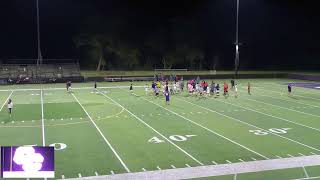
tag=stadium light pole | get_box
[234,0,240,77]
[36,0,43,73]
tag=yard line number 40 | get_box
[249,128,291,136]
[148,135,197,144]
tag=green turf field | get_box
[0,79,319,179]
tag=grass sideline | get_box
[0,78,319,179]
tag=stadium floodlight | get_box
[234,0,240,77]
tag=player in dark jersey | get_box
[223,82,229,98]
[165,91,170,105]
[288,84,292,96]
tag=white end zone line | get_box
[62,155,320,180]
[138,96,269,160]
[97,90,204,166]
[71,93,131,173]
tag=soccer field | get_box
[0,79,319,180]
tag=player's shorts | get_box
[288,89,291,92]
[8,108,12,114]
[166,96,169,101]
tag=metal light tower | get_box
[234,0,240,77]
[36,0,43,76]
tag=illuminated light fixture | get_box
[13,146,44,172]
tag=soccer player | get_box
[223,82,229,98]
[216,83,220,96]
[288,83,292,96]
[165,91,170,105]
[231,79,235,91]
[129,84,133,95]
[94,81,97,91]
[234,84,238,98]
[7,99,13,117]
[248,82,251,95]
[66,81,72,92]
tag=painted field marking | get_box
[245,98,320,118]
[78,173,82,178]
[302,166,310,178]
[180,98,320,153]
[185,164,191,167]
[310,152,317,155]
[226,160,232,164]
[61,175,65,179]
[215,98,320,133]
[142,168,146,171]
[238,159,245,162]
[212,161,218,165]
[234,173,237,180]
[110,171,115,175]
[141,96,269,160]
[0,91,13,112]
[99,91,203,166]
[251,157,257,161]
[72,93,130,173]
[299,153,305,156]
[288,154,294,157]
[171,165,176,169]
[157,166,161,170]
[276,155,282,158]
[95,172,99,176]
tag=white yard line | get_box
[179,98,320,153]
[40,89,46,146]
[139,96,269,160]
[0,91,13,112]
[98,91,203,166]
[63,155,320,180]
[244,97,320,118]
[252,87,319,108]
[71,93,131,173]
[214,98,320,133]
[302,166,310,178]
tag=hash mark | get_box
[171,165,176,169]
[299,153,305,156]
[95,171,99,176]
[311,152,317,155]
[78,173,82,178]
[212,161,218,165]
[251,157,257,161]
[110,170,115,175]
[142,168,146,171]
[157,166,161,170]
[238,159,245,162]
[287,154,294,157]
[276,155,282,158]
[226,160,232,164]
[185,164,191,167]
[62,175,65,179]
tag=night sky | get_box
[0,0,319,70]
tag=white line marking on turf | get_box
[110,170,115,175]
[99,91,204,166]
[78,173,82,178]
[311,152,317,155]
[185,164,191,167]
[147,97,270,159]
[246,98,320,118]
[0,91,13,112]
[179,98,320,153]
[288,154,294,157]
[215,98,320,134]
[299,153,305,156]
[157,166,161,170]
[239,159,245,162]
[276,155,282,158]
[95,171,99,176]
[142,168,146,171]
[226,160,232,163]
[234,173,237,180]
[303,166,310,178]
[71,93,131,173]
[61,175,65,179]
[212,161,218,165]
[171,165,176,169]
[251,157,257,161]
[40,89,46,146]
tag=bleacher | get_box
[0,59,83,84]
